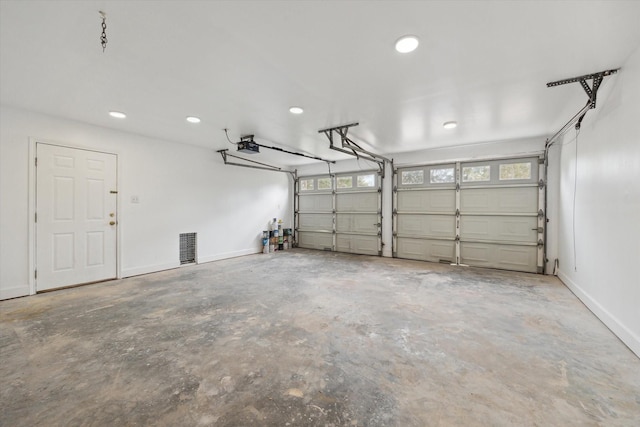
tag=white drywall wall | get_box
[0,106,292,300]
[557,46,640,357]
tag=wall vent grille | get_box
[179,233,197,265]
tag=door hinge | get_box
[110,190,118,194]
[35,157,38,167]
[35,212,37,223]
[34,270,37,279]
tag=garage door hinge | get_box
[456,183,460,191]
[538,239,544,248]
[538,209,544,219]
[456,209,460,217]
[35,212,37,223]
[538,179,545,189]
[393,185,397,192]
[34,269,37,279]
[455,235,460,242]
[392,208,397,215]
[35,157,38,167]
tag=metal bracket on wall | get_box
[546,68,619,132]
[318,123,391,177]
[217,149,297,179]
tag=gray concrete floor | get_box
[1,249,639,426]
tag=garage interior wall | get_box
[0,105,292,300]
[557,45,640,357]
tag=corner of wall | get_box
[558,270,640,358]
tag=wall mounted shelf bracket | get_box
[318,122,391,177]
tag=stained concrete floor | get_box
[1,250,639,426]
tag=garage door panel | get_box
[337,213,378,234]
[299,194,333,212]
[298,231,333,250]
[397,215,455,239]
[299,213,333,231]
[336,234,378,255]
[336,192,377,212]
[461,216,537,243]
[398,190,455,213]
[460,242,537,273]
[397,238,455,263]
[461,187,538,213]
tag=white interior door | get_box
[36,143,117,291]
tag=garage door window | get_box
[462,165,490,182]
[337,176,353,189]
[401,170,424,185]
[300,178,314,191]
[317,177,332,190]
[430,167,455,184]
[499,162,532,180]
[357,174,376,187]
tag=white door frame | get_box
[28,138,122,295]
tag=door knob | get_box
[109,221,116,226]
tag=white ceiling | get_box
[2,1,639,166]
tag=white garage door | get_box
[296,171,381,256]
[394,157,544,273]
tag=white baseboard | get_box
[198,247,261,264]
[121,248,261,278]
[0,285,30,300]
[121,261,181,278]
[558,270,640,359]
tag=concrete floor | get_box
[1,249,639,426]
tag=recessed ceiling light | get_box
[109,111,126,119]
[186,116,201,123]
[289,106,304,114]
[395,35,419,53]
[443,121,458,129]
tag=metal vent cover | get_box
[179,233,197,265]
